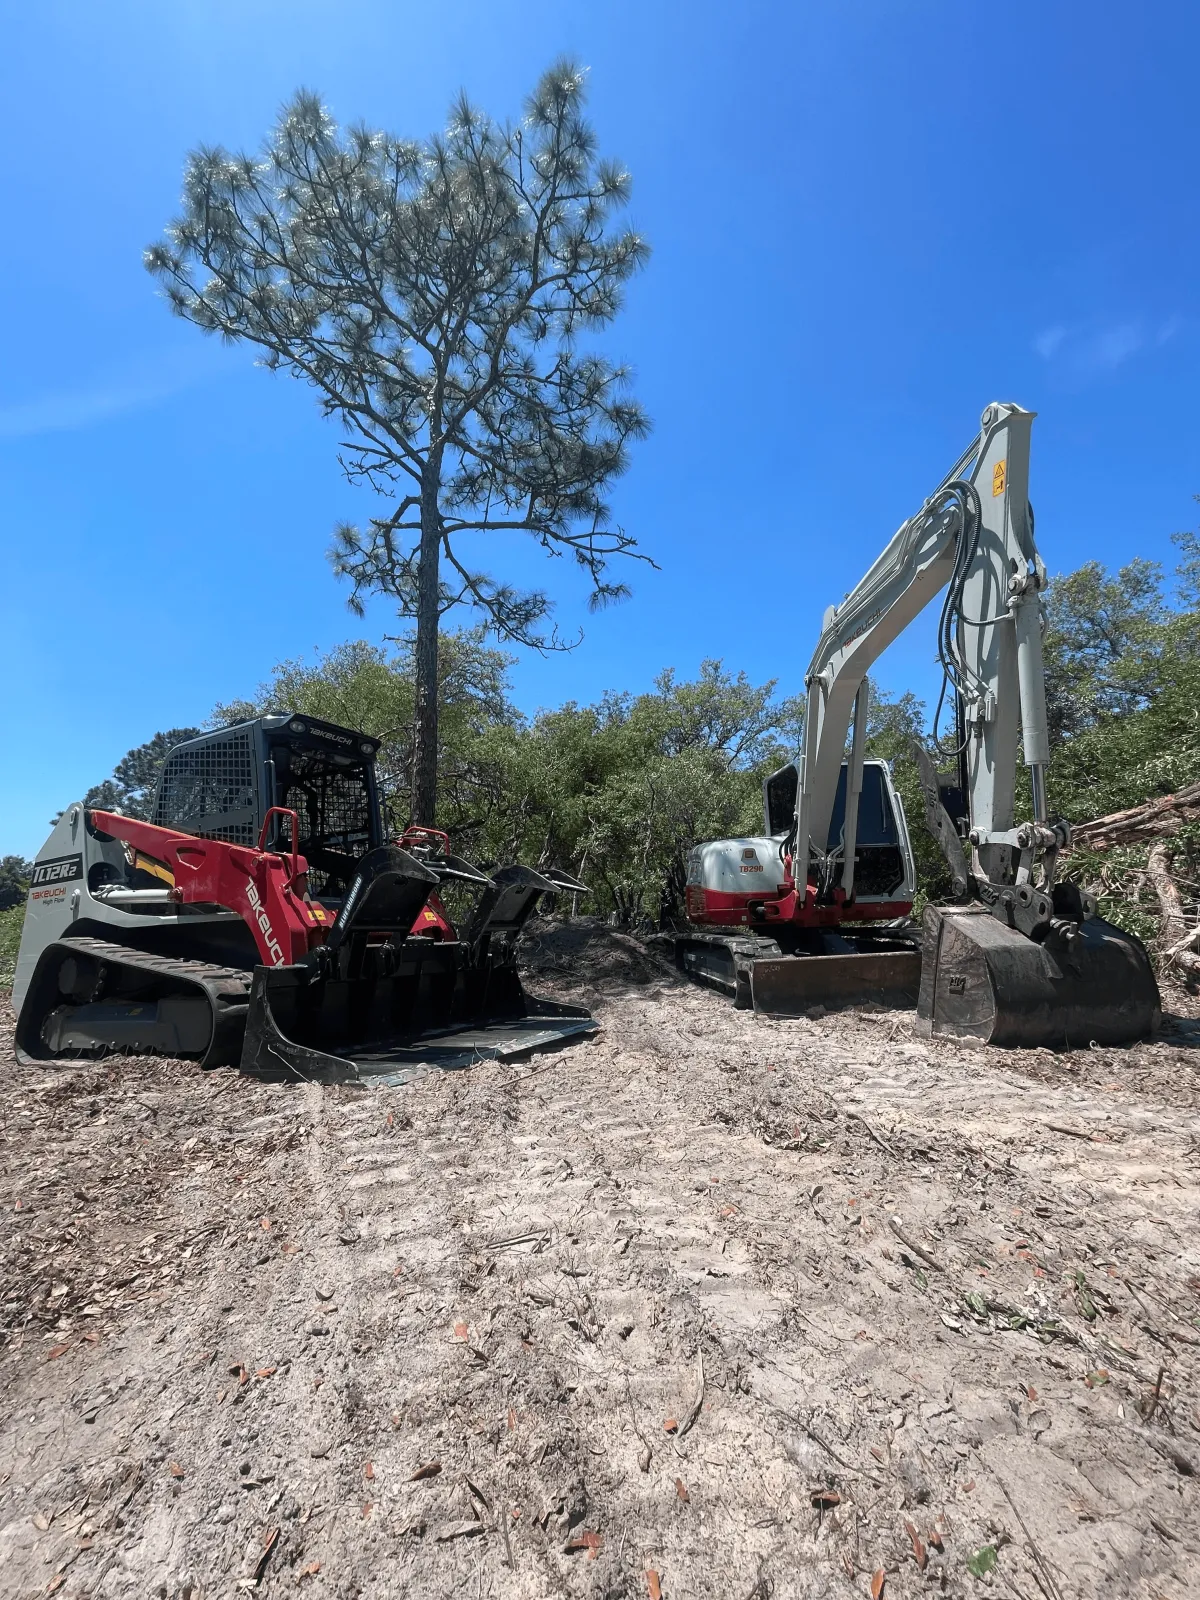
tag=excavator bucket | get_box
[240,849,595,1086]
[916,904,1160,1047]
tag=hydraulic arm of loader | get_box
[88,808,329,965]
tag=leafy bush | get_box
[0,904,24,989]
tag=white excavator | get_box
[676,402,1160,1047]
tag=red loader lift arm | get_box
[90,809,330,967]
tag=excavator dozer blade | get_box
[916,904,1160,1047]
[750,950,923,1016]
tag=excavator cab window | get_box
[826,763,905,896]
[764,763,799,836]
[826,764,900,849]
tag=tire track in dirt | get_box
[2,943,1199,1597]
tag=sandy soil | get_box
[1,922,1198,1600]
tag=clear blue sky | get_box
[3,0,1198,857]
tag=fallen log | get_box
[1072,781,1200,851]
[1146,840,1200,980]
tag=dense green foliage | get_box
[1041,531,1200,945]
[221,641,803,924]
[1045,538,1200,817]
[0,856,33,913]
[0,904,22,986]
[213,632,521,837]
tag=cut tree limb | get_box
[1146,841,1200,978]
[1072,782,1200,850]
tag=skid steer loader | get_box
[13,714,594,1085]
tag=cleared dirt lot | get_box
[1,923,1198,1600]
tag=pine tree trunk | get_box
[409,466,442,826]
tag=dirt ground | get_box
[1,921,1198,1600]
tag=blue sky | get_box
[3,0,1198,857]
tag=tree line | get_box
[4,527,1187,956]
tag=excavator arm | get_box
[785,401,1158,1044]
[794,402,1055,906]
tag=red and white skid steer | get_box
[13,715,594,1085]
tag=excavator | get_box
[676,402,1160,1047]
[12,714,594,1084]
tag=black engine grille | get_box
[853,846,906,898]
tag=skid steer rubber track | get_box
[14,937,252,1068]
[14,937,598,1087]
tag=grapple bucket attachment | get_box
[240,962,595,1087]
[916,904,1160,1047]
[240,845,596,1086]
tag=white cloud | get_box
[1032,315,1182,380]
[1088,321,1144,369]
[1033,325,1067,359]
[0,347,232,440]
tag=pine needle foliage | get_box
[146,61,651,825]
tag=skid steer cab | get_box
[14,715,594,1086]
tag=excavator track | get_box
[14,936,252,1069]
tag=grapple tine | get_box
[465,864,572,947]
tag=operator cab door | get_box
[265,722,383,903]
[762,758,907,897]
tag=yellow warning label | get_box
[992,459,1006,496]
